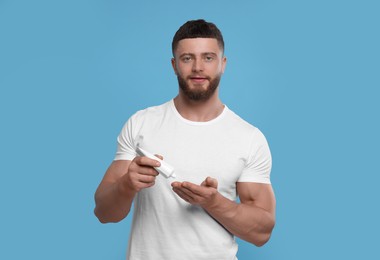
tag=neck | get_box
[173,91,224,122]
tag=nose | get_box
[192,58,204,72]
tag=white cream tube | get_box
[136,146,176,179]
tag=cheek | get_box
[176,65,191,77]
[219,64,224,73]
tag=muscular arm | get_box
[207,182,275,246]
[94,160,135,223]
[94,157,160,223]
[172,179,276,246]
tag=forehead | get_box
[175,38,222,56]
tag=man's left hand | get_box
[171,177,219,207]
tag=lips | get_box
[189,75,209,83]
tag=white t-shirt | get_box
[115,100,272,260]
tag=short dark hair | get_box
[172,19,224,56]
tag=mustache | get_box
[187,75,211,80]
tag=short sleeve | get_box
[238,128,272,184]
[114,116,137,161]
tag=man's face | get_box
[171,38,227,101]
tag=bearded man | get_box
[94,19,276,260]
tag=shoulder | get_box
[224,107,259,134]
[129,100,172,123]
[224,107,269,147]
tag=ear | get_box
[221,56,227,74]
[171,58,178,75]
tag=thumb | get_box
[205,177,218,188]
[154,154,164,160]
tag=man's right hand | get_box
[94,156,162,223]
[119,156,161,193]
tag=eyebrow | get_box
[179,52,218,58]
[202,52,218,57]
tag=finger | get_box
[131,164,159,176]
[134,180,155,191]
[205,177,218,188]
[135,156,161,168]
[137,174,156,184]
[141,166,159,176]
[176,185,205,203]
[154,154,164,160]
[172,187,194,203]
[131,157,160,176]
[171,181,182,188]
[201,177,218,188]
[176,185,197,198]
[181,182,207,196]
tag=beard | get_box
[177,73,222,101]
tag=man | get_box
[94,19,276,260]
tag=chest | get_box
[136,122,248,200]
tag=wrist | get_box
[203,192,238,219]
[202,191,223,211]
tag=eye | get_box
[204,55,214,62]
[181,56,192,63]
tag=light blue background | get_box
[1,0,379,259]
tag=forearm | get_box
[94,180,136,223]
[203,193,275,246]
